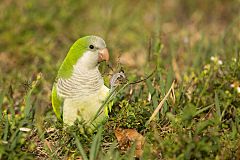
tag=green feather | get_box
[57,36,91,79]
[52,36,91,120]
[51,83,63,120]
[52,35,106,123]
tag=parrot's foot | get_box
[110,70,127,90]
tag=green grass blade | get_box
[146,79,159,110]
[91,83,129,123]
[10,131,20,150]
[214,91,221,121]
[196,120,213,134]
[89,126,103,160]
[73,133,88,160]
[24,73,42,118]
[9,99,15,122]
[159,72,166,116]
[24,91,33,118]
[3,114,9,142]
[146,79,154,94]
[0,91,4,122]
[194,104,214,117]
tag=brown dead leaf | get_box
[44,140,53,152]
[114,128,145,158]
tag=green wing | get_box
[51,83,63,121]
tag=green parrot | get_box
[51,35,110,127]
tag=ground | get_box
[0,0,240,159]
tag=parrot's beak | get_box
[98,48,109,62]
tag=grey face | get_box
[76,36,109,69]
[88,36,106,51]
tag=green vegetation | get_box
[0,0,240,159]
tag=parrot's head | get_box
[74,35,109,69]
[58,35,109,78]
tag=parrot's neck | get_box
[57,54,105,99]
[77,51,98,70]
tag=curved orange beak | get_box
[98,48,109,62]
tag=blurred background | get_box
[0,1,240,159]
[0,0,239,110]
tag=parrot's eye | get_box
[89,45,94,49]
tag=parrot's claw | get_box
[110,70,127,90]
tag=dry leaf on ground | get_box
[114,128,145,158]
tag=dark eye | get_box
[89,45,94,49]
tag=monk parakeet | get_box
[51,35,110,127]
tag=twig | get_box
[129,67,157,85]
[90,67,157,124]
[146,80,175,126]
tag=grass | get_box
[0,0,240,159]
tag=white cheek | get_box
[88,51,98,62]
[74,51,98,70]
